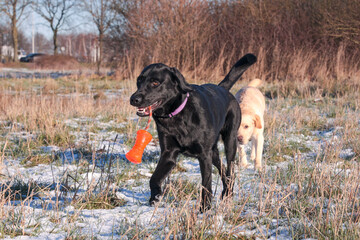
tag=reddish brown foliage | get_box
[34,55,81,70]
[107,0,360,82]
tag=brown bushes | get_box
[35,55,81,70]
[107,0,360,83]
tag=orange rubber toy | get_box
[126,107,153,164]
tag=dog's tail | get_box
[218,53,257,90]
[247,78,262,88]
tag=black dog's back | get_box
[191,83,233,130]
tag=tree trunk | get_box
[53,30,58,55]
[11,16,18,62]
[97,31,103,74]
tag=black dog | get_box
[130,54,257,211]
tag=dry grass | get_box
[0,78,135,145]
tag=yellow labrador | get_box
[235,79,265,170]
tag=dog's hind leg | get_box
[212,146,228,195]
[220,105,240,199]
[220,127,238,199]
[221,133,237,199]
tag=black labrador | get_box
[130,54,257,211]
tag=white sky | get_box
[20,8,96,40]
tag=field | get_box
[0,74,359,239]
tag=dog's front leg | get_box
[250,139,256,161]
[199,158,213,212]
[149,150,178,206]
[238,144,248,168]
[254,134,264,170]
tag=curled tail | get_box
[218,53,257,90]
[247,78,262,88]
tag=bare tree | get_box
[34,0,75,54]
[81,0,116,73]
[0,0,31,61]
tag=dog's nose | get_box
[130,94,142,106]
[237,136,243,144]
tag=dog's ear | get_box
[170,67,193,93]
[254,115,262,129]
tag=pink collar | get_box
[169,93,189,118]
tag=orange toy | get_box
[126,107,153,164]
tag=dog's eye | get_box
[244,125,249,129]
[150,80,160,87]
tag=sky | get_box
[20,7,96,40]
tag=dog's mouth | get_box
[136,100,162,117]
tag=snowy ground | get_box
[0,85,359,239]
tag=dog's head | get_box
[130,63,192,117]
[237,114,262,145]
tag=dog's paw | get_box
[239,155,248,168]
[199,205,211,213]
[254,164,262,171]
[221,188,234,199]
[149,194,162,206]
[199,202,212,213]
[240,161,249,168]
